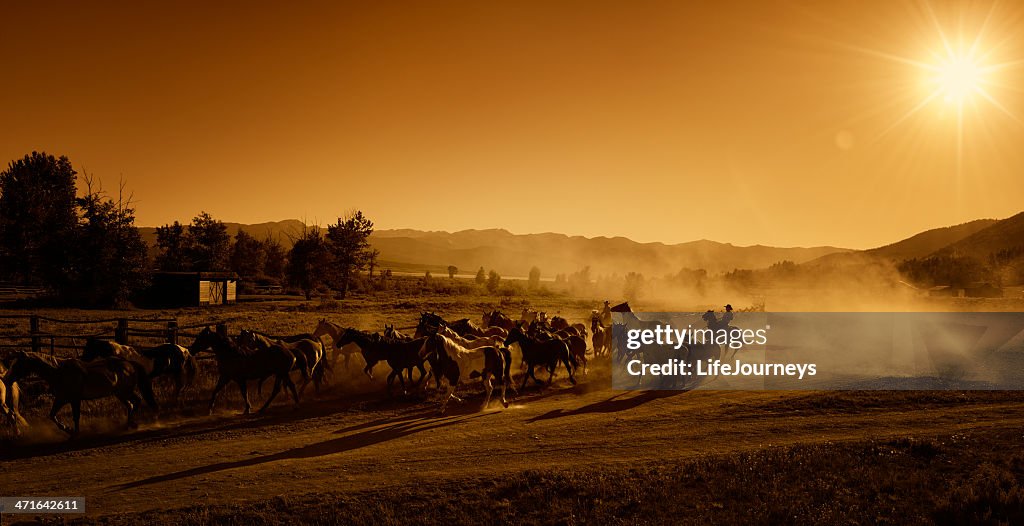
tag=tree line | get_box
[0,151,376,306]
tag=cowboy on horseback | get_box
[722,304,734,327]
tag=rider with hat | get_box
[722,304,734,327]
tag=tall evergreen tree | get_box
[325,211,374,299]
[0,152,78,285]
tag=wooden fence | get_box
[0,314,232,358]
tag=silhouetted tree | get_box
[229,229,265,278]
[326,210,374,299]
[68,174,149,306]
[185,212,231,271]
[528,266,541,289]
[155,222,190,271]
[262,236,286,280]
[286,227,329,300]
[0,152,78,286]
[623,272,645,302]
[674,268,707,295]
[447,265,458,279]
[568,266,592,293]
[475,267,486,285]
[367,248,380,278]
[486,270,501,293]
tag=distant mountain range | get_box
[805,212,1023,270]
[137,211,1024,278]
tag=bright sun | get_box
[933,55,985,103]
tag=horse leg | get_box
[258,377,284,413]
[49,399,72,435]
[172,373,185,408]
[208,375,230,414]
[284,375,300,407]
[69,399,86,436]
[399,368,410,396]
[564,355,577,385]
[313,362,322,396]
[237,379,251,415]
[439,383,456,415]
[500,375,509,408]
[121,393,140,429]
[519,365,531,391]
[385,370,399,397]
[481,373,493,410]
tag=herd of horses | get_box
[0,303,625,440]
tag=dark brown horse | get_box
[549,316,570,332]
[504,327,576,390]
[3,351,157,436]
[527,321,587,375]
[81,338,198,407]
[189,328,298,414]
[238,330,326,396]
[335,328,430,396]
[482,310,517,331]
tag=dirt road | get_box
[2,381,1023,519]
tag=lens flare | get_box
[933,55,985,103]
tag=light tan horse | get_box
[313,319,363,370]
[591,311,612,357]
[419,333,512,414]
[0,359,28,434]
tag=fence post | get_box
[216,322,228,339]
[115,318,129,344]
[30,315,40,354]
[167,320,179,345]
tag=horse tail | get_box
[564,340,579,369]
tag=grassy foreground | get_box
[45,427,1024,526]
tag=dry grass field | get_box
[2,283,1023,524]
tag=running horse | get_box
[238,330,327,397]
[482,310,517,331]
[81,338,198,407]
[590,311,612,357]
[419,333,513,414]
[0,358,28,434]
[334,328,430,396]
[609,302,663,363]
[3,351,157,436]
[189,327,299,414]
[503,327,576,390]
[312,319,363,370]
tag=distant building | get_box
[150,272,238,307]
[927,283,1003,298]
[962,282,1003,298]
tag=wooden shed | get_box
[151,272,239,307]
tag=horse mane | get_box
[609,301,631,313]
[432,333,477,362]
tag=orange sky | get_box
[2,1,1023,249]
